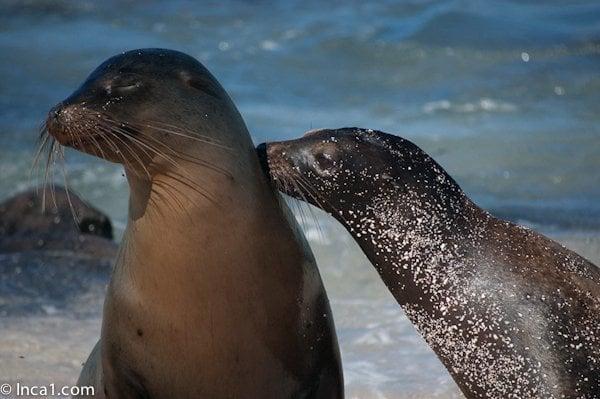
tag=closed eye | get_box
[108,73,142,94]
[312,152,338,177]
[315,153,334,169]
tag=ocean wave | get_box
[422,98,516,114]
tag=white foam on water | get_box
[422,98,516,114]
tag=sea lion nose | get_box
[48,103,64,123]
[45,103,68,141]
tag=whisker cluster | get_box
[32,107,233,219]
[269,164,333,241]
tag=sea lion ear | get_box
[179,70,220,98]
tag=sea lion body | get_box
[259,128,600,398]
[45,50,342,398]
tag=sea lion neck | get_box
[332,171,477,268]
[115,139,260,284]
[327,145,475,255]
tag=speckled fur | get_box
[261,128,600,399]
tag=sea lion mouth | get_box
[55,131,106,149]
[256,143,270,176]
[67,133,107,149]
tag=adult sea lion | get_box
[44,49,342,398]
[258,127,600,398]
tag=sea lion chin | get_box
[44,49,343,398]
[259,127,600,399]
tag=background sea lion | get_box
[0,186,116,317]
[0,186,114,255]
[44,49,342,398]
[259,127,600,398]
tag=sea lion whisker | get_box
[107,126,217,205]
[32,132,52,200]
[279,168,325,213]
[40,139,52,212]
[150,183,179,212]
[271,168,313,232]
[291,170,352,228]
[42,139,60,213]
[290,173,326,210]
[55,145,80,223]
[152,182,183,211]
[96,122,155,163]
[96,129,142,176]
[283,172,311,228]
[110,134,152,180]
[140,133,233,179]
[284,171,324,238]
[290,180,325,238]
[146,192,166,219]
[110,127,214,197]
[41,139,53,212]
[100,118,232,181]
[93,126,128,161]
[147,120,227,143]
[116,124,233,178]
[108,119,233,179]
[70,121,104,161]
[96,125,152,180]
[37,120,47,139]
[83,125,107,160]
[31,129,51,180]
[142,120,232,150]
[102,115,231,150]
[162,170,218,206]
[108,124,184,170]
[152,180,192,218]
[272,168,298,217]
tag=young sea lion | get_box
[258,127,600,399]
[44,49,343,398]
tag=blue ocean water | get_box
[0,1,599,397]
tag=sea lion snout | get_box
[45,102,102,149]
[258,142,287,176]
[257,141,303,179]
[45,102,77,145]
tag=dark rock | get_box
[0,186,116,255]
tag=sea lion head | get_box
[44,48,240,178]
[258,127,460,216]
[258,128,395,212]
